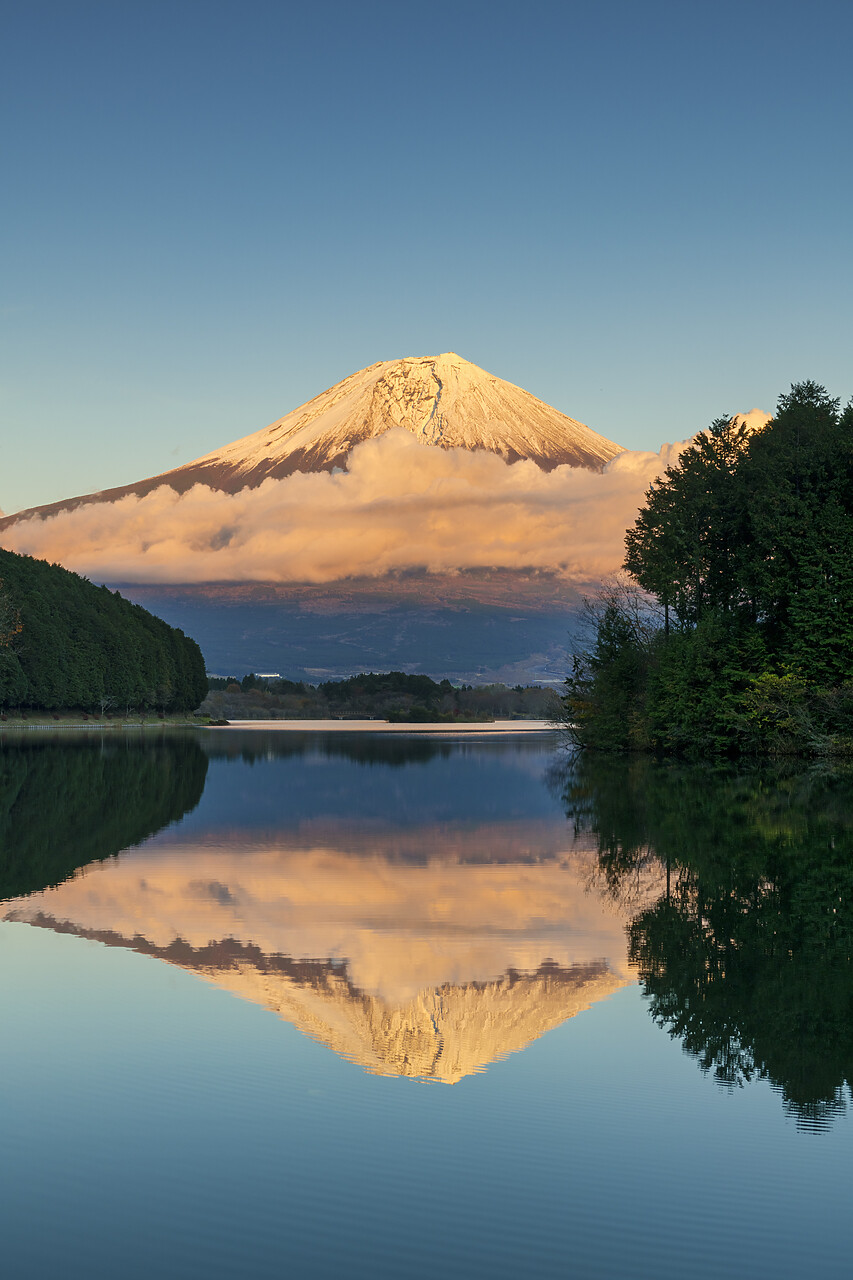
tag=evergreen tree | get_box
[567,381,853,755]
[0,549,207,712]
[624,414,754,627]
[741,382,853,681]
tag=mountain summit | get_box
[1,353,622,526]
[191,351,622,482]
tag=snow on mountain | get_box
[190,351,623,483]
[0,353,622,528]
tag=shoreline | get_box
[0,719,199,732]
[214,718,557,734]
[0,717,558,736]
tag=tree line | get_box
[203,670,557,722]
[0,548,208,713]
[564,382,853,754]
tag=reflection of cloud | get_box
[5,839,639,1081]
[4,841,634,1001]
[2,430,693,585]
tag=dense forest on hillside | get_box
[202,670,557,722]
[563,382,853,755]
[0,548,207,713]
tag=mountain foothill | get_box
[0,547,207,714]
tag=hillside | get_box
[0,548,207,712]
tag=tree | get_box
[739,382,853,681]
[0,649,28,707]
[0,579,22,649]
[0,549,207,713]
[0,578,27,706]
[581,381,853,755]
[624,414,755,627]
[561,579,658,750]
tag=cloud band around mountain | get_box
[2,429,692,585]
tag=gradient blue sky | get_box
[3,0,852,513]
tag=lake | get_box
[1,730,851,1278]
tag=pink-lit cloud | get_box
[2,429,698,585]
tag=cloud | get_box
[2,429,695,585]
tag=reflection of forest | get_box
[0,735,208,897]
[553,754,853,1128]
[9,736,851,1108]
[200,730,460,767]
[1,733,632,1082]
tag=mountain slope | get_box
[0,353,622,528]
[0,546,207,711]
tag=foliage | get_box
[0,549,208,712]
[624,414,754,625]
[559,580,657,750]
[200,671,558,723]
[566,382,853,755]
[0,579,23,648]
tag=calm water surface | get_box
[1,731,851,1278]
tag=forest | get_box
[0,548,208,714]
[202,670,557,722]
[563,382,853,755]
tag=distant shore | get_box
[216,718,557,734]
[0,715,201,732]
[0,715,557,735]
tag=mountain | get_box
[0,353,622,528]
[122,572,583,686]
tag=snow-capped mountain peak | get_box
[190,351,622,483]
[0,353,622,527]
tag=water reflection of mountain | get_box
[4,831,633,1082]
[10,735,848,1111]
[16,911,626,1082]
[0,736,208,898]
[553,755,853,1129]
[201,730,463,767]
[183,731,562,840]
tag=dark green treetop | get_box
[0,548,208,712]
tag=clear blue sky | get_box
[3,0,852,513]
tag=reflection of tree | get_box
[0,735,208,898]
[553,753,853,1129]
[202,731,459,767]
